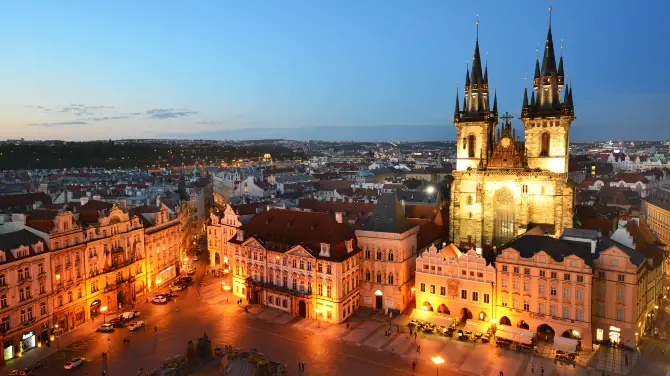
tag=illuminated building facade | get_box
[449,15,574,249]
[230,209,360,323]
[415,243,495,321]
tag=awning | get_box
[552,337,578,353]
[408,309,453,327]
[496,330,516,341]
[497,325,534,339]
[464,321,490,334]
[429,315,454,328]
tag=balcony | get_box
[103,258,134,273]
[18,276,33,286]
[65,262,72,269]
[22,318,36,327]
[38,272,47,280]
[111,247,124,254]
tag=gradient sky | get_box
[0,0,667,141]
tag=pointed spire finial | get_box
[536,43,539,59]
[549,0,553,29]
[560,38,564,57]
[476,14,479,41]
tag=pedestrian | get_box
[412,360,416,371]
[154,326,157,333]
[346,322,350,329]
[499,371,504,376]
[409,327,413,336]
[416,345,420,353]
[531,364,535,373]
[541,366,544,375]
[414,332,417,341]
[625,354,629,367]
[302,362,306,371]
[397,325,400,333]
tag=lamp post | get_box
[431,355,445,376]
[315,309,322,328]
[101,306,108,324]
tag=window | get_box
[501,296,508,307]
[388,274,394,285]
[376,272,382,283]
[472,292,479,302]
[318,284,323,296]
[483,293,490,304]
[0,274,4,286]
[538,302,545,314]
[597,303,605,317]
[576,308,583,321]
[563,287,570,299]
[461,270,466,276]
[430,285,436,294]
[597,285,605,299]
[550,286,557,296]
[576,289,584,301]
[326,286,332,298]
[523,281,530,292]
[326,265,332,275]
[550,304,557,316]
[617,288,625,301]
[502,265,508,272]
[512,280,519,290]
[299,260,304,270]
[467,134,476,158]
[523,300,530,311]
[618,274,625,282]
[576,275,584,283]
[611,258,618,266]
[376,250,382,260]
[539,284,545,295]
[562,306,570,319]
[539,270,546,278]
[564,273,571,281]
[512,297,519,309]
[550,272,557,279]
[440,286,446,296]
[292,279,297,290]
[501,278,508,288]
[40,300,47,315]
[461,289,468,300]
[388,251,394,262]
[317,264,322,273]
[598,271,605,279]
[292,259,296,268]
[513,267,520,274]
[420,283,426,292]
[524,268,531,276]
[365,270,370,281]
[540,132,550,156]
[616,308,624,321]
[0,295,6,308]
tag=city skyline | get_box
[0,0,668,141]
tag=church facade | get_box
[449,18,575,250]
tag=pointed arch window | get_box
[376,271,382,283]
[540,132,550,156]
[365,270,371,281]
[468,135,476,158]
[376,250,382,260]
[388,251,394,262]
[388,273,394,285]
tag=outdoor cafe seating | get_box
[552,336,579,361]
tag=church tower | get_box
[454,16,498,171]
[521,6,575,173]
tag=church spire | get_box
[492,89,498,114]
[523,87,529,109]
[454,85,460,121]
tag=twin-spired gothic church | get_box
[449,17,575,250]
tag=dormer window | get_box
[345,240,353,253]
[237,230,244,242]
[319,243,330,257]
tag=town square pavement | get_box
[2,260,669,376]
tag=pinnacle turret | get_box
[522,88,529,108]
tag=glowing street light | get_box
[426,186,435,194]
[431,356,445,376]
[101,306,108,323]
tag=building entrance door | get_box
[298,301,307,318]
[375,296,383,310]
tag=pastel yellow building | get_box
[415,244,495,322]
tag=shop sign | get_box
[21,331,34,341]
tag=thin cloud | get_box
[147,108,197,119]
[28,121,87,127]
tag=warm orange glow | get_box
[100,306,108,312]
[490,318,498,323]
[56,274,61,280]
[420,305,429,311]
[223,285,231,291]
[156,279,162,285]
[184,257,189,261]
[431,356,445,365]
[50,335,55,341]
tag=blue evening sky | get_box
[0,0,667,141]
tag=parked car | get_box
[132,309,141,317]
[109,318,124,328]
[128,320,144,331]
[152,296,167,304]
[170,285,184,292]
[9,371,27,376]
[97,323,114,332]
[119,312,135,320]
[179,276,193,282]
[63,357,85,370]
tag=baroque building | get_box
[449,17,575,248]
[230,209,360,323]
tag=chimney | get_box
[401,199,406,215]
[80,196,89,206]
[590,239,597,254]
[335,212,343,223]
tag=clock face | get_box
[500,137,511,148]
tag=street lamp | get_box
[315,309,322,328]
[101,306,108,323]
[431,355,445,376]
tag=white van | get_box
[119,312,134,320]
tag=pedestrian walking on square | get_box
[302,362,306,371]
[416,345,420,353]
[347,322,350,329]
[540,366,544,375]
[499,370,504,376]
[531,364,535,373]
[414,332,417,341]
[412,360,416,371]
